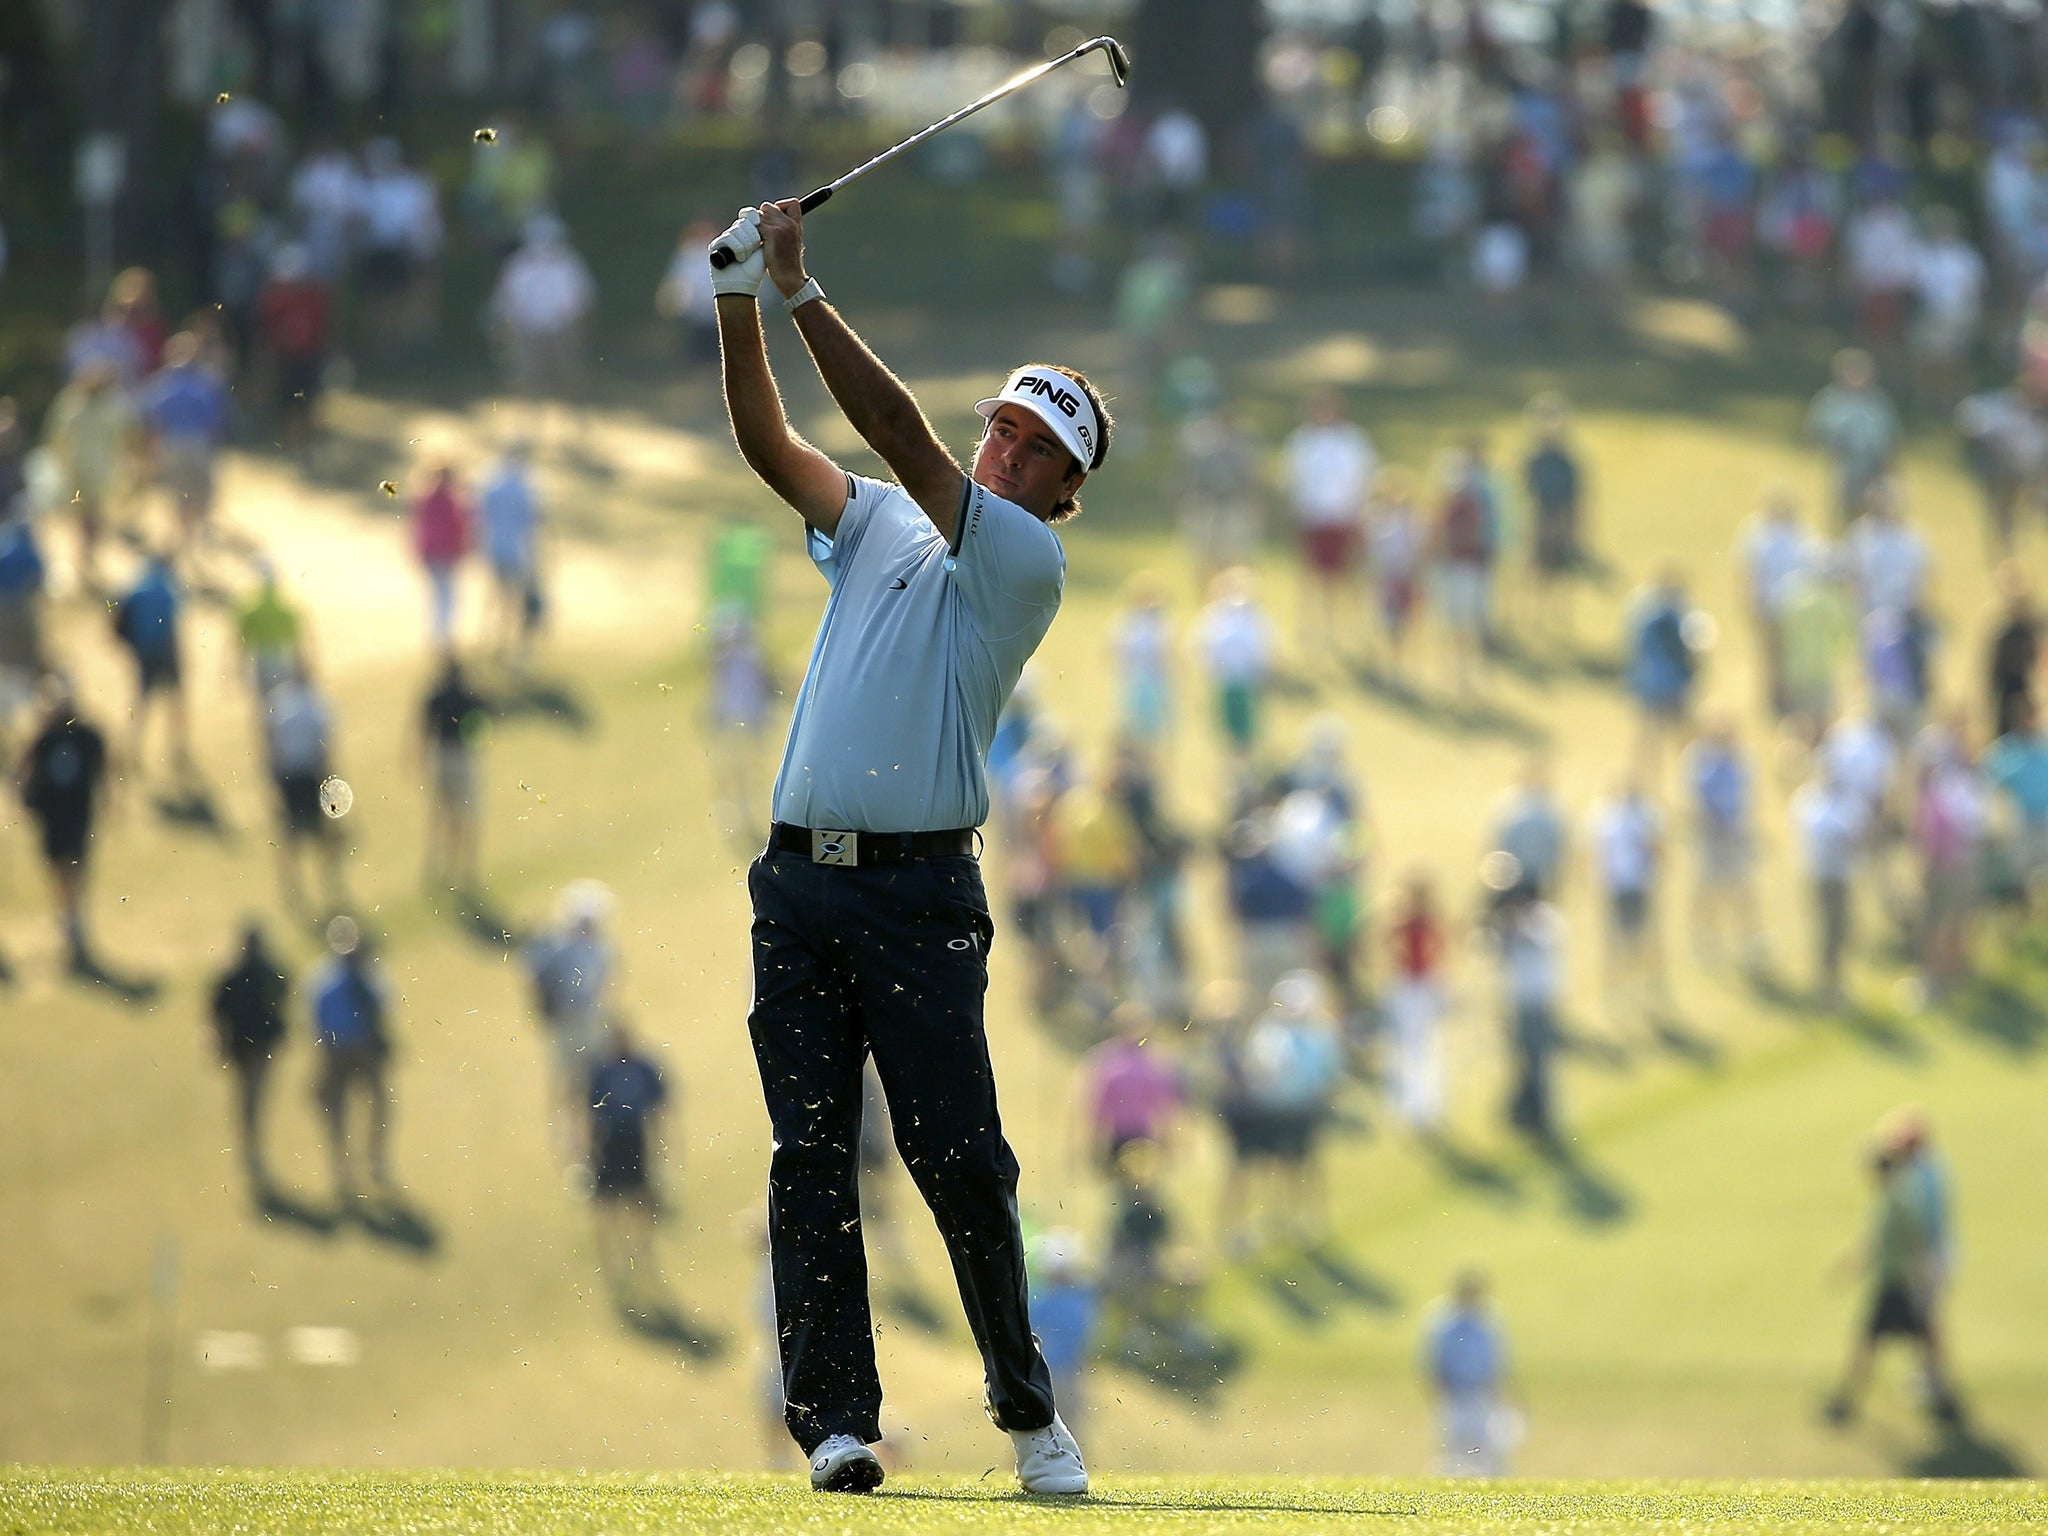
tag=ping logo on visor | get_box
[975,366,1103,472]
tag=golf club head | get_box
[1092,36,1132,88]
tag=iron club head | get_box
[1091,36,1132,88]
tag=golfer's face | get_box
[973,406,1080,520]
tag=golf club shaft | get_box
[711,36,1128,268]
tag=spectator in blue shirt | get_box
[0,494,47,748]
[138,331,232,558]
[112,554,191,776]
[478,440,544,668]
[1986,694,2048,915]
[310,917,394,1204]
[1626,567,1701,770]
[1028,1230,1100,1436]
[1424,1269,1517,1475]
[588,1020,669,1316]
[1683,716,1763,968]
[1523,394,1583,633]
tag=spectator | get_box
[16,681,110,971]
[1793,758,1868,1009]
[354,138,442,354]
[1274,719,1372,1027]
[1423,1269,1517,1476]
[1987,565,2039,739]
[1910,207,1985,409]
[1081,1002,1182,1170]
[1954,375,2048,560]
[1110,572,1175,746]
[1807,349,1897,527]
[1824,1136,1961,1426]
[138,330,232,560]
[488,214,597,417]
[1432,447,1492,696]
[310,916,395,1204]
[1683,716,1763,969]
[1777,550,1857,744]
[1912,724,1986,1004]
[1367,466,1424,678]
[478,440,544,669]
[1489,754,1569,901]
[0,492,47,751]
[1497,894,1565,1141]
[1844,480,1929,622]
[1590,775,1665,1026]
[1623,568,1701,770]
[209,922,289,1195]
[656,217,722,364]
[42,356,140,590]
[1052,765,1143,1011]
[420,655,487,894]
[411,463,475,648]
[1027,1231,1100,1438]
[1176,400,1262,586]
[1822,709,1905,918]
[111,553,192,778]
[1385,871,1449,1133]
[1195,567,1274,761]
[1238,972,1343,1248]
[236,560,304,700]
[1282,389,1375,658]
[1844,197,1919,358]
[588,1018,671,1316]
[706,515,772,628]
[287,137,363,284]
[1522,394,1583,633]
[257,244,331,466]
[264,661,347,916]
[1862,604,1933,748]
[525,880,617,1157]
[706,602,775,844]
[1985,694,2048,917]
[1740,491,1809,716]
[1224,804,1316,1006]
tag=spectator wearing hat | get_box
[489,214,597,421]
[525,880,618,1158]
[263,659,347,917]
[587,1018,671,1316]
[1424,1269,1520,1475]
[1282,389,1375,659]
[1027,1231,1100,1438]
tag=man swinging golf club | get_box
[714,198,1107,1495]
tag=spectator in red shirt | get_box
[258,244,330,466]
[411,463,474,647]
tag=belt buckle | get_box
[810,828,858,866]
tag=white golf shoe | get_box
[1008,1414,1089,1495]
[808,1433,884,1493]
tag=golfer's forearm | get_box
[792,300,945,478]
[718,298,816,503]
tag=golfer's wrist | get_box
[771,267,812,300]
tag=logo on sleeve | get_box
[887,576,908,590]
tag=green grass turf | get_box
[1,1470,2043,1536]
[2,280,2045,1479]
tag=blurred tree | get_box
[81,0,172,286]
[0,0,75,248]
[1130,0,1263,144]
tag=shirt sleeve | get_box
[949,481,1064,641]
[806,474,883,585]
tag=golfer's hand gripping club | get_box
[709,188,834,271]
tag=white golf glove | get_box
[709,209,766,298]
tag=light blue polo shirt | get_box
[771,474,1064,833]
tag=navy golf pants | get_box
[746,850,1056,1453]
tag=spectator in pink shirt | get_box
[411,462,475,646]
[1081,1001,1182,1170]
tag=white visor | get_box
[974,367,1102,473]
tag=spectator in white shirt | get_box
[1741,489,1809,715]
[1909,207,1985,408]
[1282,388,1376,659]
[289,138,363,284]
[1589,776,1665,1027]
[354,139,443,353]
[1793,762,1869,1008]
[1845,480,1929,618]
[1844,197,1919,353]
[1195,566,1275,760]
[489,214,597,412]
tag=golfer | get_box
[713,199,1102,1497]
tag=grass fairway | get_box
[1,1470,2043,1536]
[3,279,2046,1479]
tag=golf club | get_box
[710,35,1132,268]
